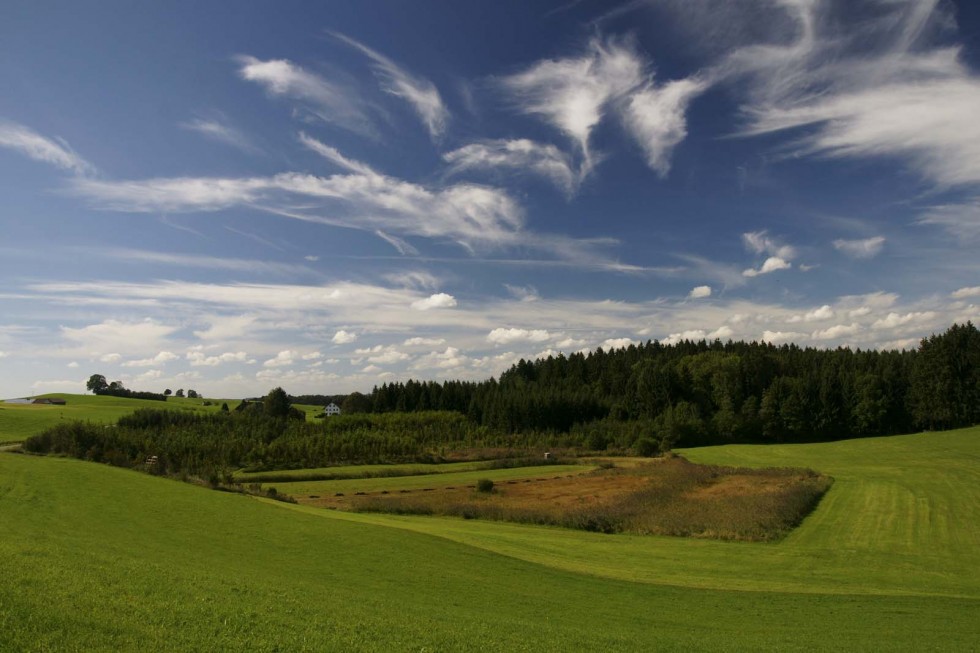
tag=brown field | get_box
[290,457,832,541]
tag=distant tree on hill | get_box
[175,389,185,398]
[220,402,229,412]
[187,389,199,399]
[164,389,172,396]
[264,387,291,418]
[86,374,108,394]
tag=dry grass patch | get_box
[318,457,831,541]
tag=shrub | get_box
[476,478,494,493]
[634,437,659,457]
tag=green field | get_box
[266,463,594,496]
[2,428,978,650]
[0,393,322,444]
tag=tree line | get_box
[357,322,980,448]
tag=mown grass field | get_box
[2,428,979,650]
[266,463,595,497]
[0,393,322,444]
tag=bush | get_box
[476,478,494,493]
[634,436,659,457]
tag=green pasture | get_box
[2,427,979,650]
[235,459,519,482]
[0,393,321,444]
[266,463,595,496]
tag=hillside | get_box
[2,427,978,651]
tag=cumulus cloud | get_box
[99,353,122,363]
[332,330,358,344]
[331,32,450,139]
[412,346,469,370]
[122,351,179,368]
[403,337,445,347]
[61,319,178,356]
[762,330,806,344]
[263,350,296,367]
[487,328,552,345]
[812,323,861,340]
[600,337,634,350]
[410,293,457,311]
[952,287,980,299]
[688,285,711,299]
[871,311,937,330]
[743,256,791,277]
[834,236,885,259]
[0,119,94,175]
[788,305,834,323]
[661,326,732,345]
[187,350,248,367]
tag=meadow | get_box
[0,393,322,444]
[2,426,978,650]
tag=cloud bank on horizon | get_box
[0,0,978,398]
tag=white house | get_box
[324,403,341,417]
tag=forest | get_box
[358,322,980,447]
[23,323,980,477]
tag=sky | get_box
[1,0,979,399]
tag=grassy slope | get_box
[301,427,980,600]
[2,452,977,652]
[0,393,321,444]
[270,464,594,495]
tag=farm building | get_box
[324,403,341,417]
[32,397,67,405]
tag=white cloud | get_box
[812,323,861,340]
[100,353,122,363]
[367,348,410,365]
[555,337,586,349]
[952,287,980,299]
[263,350,296,368]
[918,198,980,240]
[403,337,445,347]
[331,32,450,139]
[122,351,179,368]
[501,35,701,177]
[298,132,377,176]
[762,330,805,344]
[871,311,937,330]
[237,55,376,136]
[179,117,257,153]
[743,256,791,277]
[301,351,322,360]
[194,315,256,341]
[742,231,796,260]
[600,337,634,350]
[411,293,457,311]
[834,236,885,259]
[187,351,248,367]
[0,120,94,175]
[487,328,551,345]
[443,139,579,195]
[61,319,178,356]
[688,285,711,299]
[622,77,706,177]
[332,330,358,344]
[504,284,539,302]
[788,305,834,323]
[412,347,469,370]
[67,361,78,368]
[305,255,319,262]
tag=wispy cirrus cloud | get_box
[443,138,579,196]
[330,32,450,140]
[833,236,885,259]
[179,115,259,154]
[0,119,95,176]
[500,35,704,177]
[237,55,378,137]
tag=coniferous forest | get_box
[24,323,980,476]
[358,322,980,448]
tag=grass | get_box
[233,458,560,483]
[0,393,321,444]
[3,438,979,652]
[4,426,980,650]
[265,463,595,496]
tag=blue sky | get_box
[1,0,979,399]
